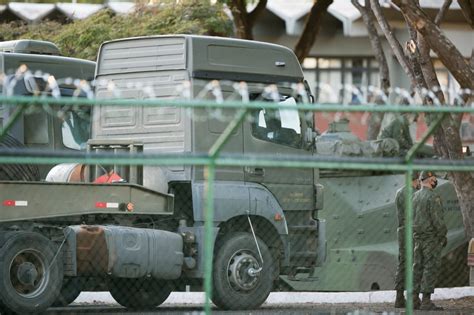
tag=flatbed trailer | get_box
[0,181,173,222]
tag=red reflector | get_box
[95,202,107,208]
[3,200,15,206]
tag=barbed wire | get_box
[1,66,472,126]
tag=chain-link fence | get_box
[0,59,473,315]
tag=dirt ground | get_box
[42,296,474,315]
[263,296,474,314]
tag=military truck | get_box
[0,36,467,314]
[0,40,96,179]
[93,35,467,291]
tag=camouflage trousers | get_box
[413,236,443,294]
[395,228,411,290]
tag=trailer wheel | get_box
[109,278,172,309]
[0,232,63,314]
[52,277,82,307]
[212,232,274,310]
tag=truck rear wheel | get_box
[0,134,40,181]
[212,232,274,310]
[109,278,172,309]
[0,232,63,314]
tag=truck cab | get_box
[94,35,325,308]
[0,40,95,178]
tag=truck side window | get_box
[24,111,49,144]
[62,108,90,150]
[251,97,302,148]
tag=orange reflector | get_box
[274,213,283,221]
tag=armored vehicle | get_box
[0,36,467,314]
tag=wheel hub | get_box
[16,262,38,286]
[228,252,260,291]
[9,250,48,297]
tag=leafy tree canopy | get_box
[0,0,233,61]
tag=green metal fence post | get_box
[404,168,414,315]
[204,108,249,314]
[203,162,216,315]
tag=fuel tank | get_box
[65,225,183,280]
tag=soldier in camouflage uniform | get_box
[394,171,420,308]
[378,114,413,155]
[412,171,447,310]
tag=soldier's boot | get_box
[394,290,406,308]
[420,293,443,310]
[413,293,421,310]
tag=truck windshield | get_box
[251,96,302,148]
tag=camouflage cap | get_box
[411,171,420,180]
[419,170,435,181]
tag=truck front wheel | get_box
[109,278,172,309]
[0,232,63,314]
[212,232,274,310]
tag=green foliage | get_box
[0,0,233,61]
[0,20,63,42]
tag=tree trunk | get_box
[448,165,474,239]
[393,1,474,239]
[294,0,333,63]
[226,0,267,40]
[370,1,474,238]
[352,0,390,140]
[370,0,421,96]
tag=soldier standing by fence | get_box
[412,171,447,310]
[394,171,420,308]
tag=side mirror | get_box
[303,80,315,104]
[304,126,317,150]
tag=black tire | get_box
[0,134,40,181]
[52,277,82,307]
[108,278,172,310]
[0,232,63,314]
[212,232,274,310]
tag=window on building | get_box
[433,60,461,104]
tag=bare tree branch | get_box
[403,40,428,91]
[352,0,391,139]
[369,0,419,94]
[416,36,446,104]
[352,0,390,92]
[397,1,474,89]
[458,0,474,28]
[434,0,452,25]
[294,0,333,63]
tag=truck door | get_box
[243,94,317,269]
[243,95,314,211]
